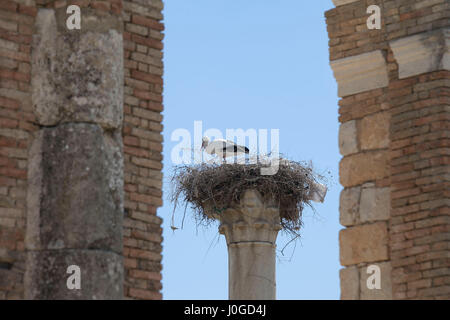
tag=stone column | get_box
[25,6,124,299]
[208,189,281,300]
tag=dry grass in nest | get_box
[170,157,327,236]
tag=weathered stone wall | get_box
[0,0,164,300]
[327,0,449,299]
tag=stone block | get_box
[339,151,390,187]
[32,9,123,128]
[0,269,20,291]
[390,28,449,79]
[340,266,359,300]
[360,112,390,150]
[360,187,390,222]
[25,250,123,300]
[332,0,359,6]
[330,51,389,97]
[26,123,123,253]
[360,262,393,300]
[339,120,359,156]
[340,222,389,266]
[340,186,361,226]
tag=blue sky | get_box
[161,0,340,299]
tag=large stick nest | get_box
[170,157,327,235]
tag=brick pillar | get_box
[326,0,449,299]
[122,0,164,300]
[0,1,37,300]
[25,2,124,299]
[388,28,449,299]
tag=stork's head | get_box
[201,136,210,149]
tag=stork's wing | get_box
[204,143,217,155]
[205,140,228,155]
[204,140,250,157]
[224,140,249,153]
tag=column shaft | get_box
[25,5,124,299]
[228,242,276,300]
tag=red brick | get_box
[408,279,432,290]
[128,248,161,261]
[0,48,30,62]
[124,258,138,269]
[391,187,421,199]
[131,70,163,85]
[131,34,163,50]
[90,1,111,11]
[0,167,26,180]
[0,118,18,129]
[124,135,140,147]
[0,2,18,12]
[0,97,20,109]
[0,176,16,186]
[131,230,161,243]
[129,269,161,281]
[128,288,161,300]
[18,5,37,17]
[111,2,122,14]
[146,101,163,112]
[133,89,162,102]
[124,146,148,158]
[0,69,30,83]
[131,15,164,31]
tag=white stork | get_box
[201,136,250,162]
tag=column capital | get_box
[206,189,281,245]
